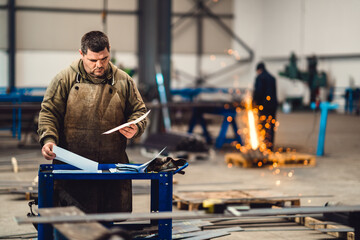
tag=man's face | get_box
[80,48,110,78]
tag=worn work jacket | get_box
[253,70,278,116]
[38,59,148,213]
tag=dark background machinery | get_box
[279,52,327,104]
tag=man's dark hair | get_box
[81,31,110,54]
[256,62,266,71]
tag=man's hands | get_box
[41,124,137,160]
[42,142,56,160]
[119,124,138,139]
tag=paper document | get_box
[102,110,151,135]
[53,146,99,171]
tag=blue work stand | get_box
[37,164,174,240]
[188,107,243,148]
[0,87,45,140]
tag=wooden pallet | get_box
[294,216,354,240]
[225,152,316,168]
[173,190,300,211]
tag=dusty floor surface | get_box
[0,111,359,239]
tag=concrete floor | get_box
[0,111,360,239]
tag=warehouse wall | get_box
[15,0,137,51]
[0,52,7,87]
[172,0,233,54]
[0,0,360,108]
[0,0,139,87]
[0,0,235,88]
[171,0,237,90]
[257,0,360,106]
[173,0,360,103]
[260,1,360,66]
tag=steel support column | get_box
[138,0,172,134]
[157,0,172,101]
[195,0,204,87]
[138,0,172,101]
[138,0,158,100]
[8,0,16,93]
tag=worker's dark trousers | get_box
[259,112,276,151]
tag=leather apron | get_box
[53,80,132,213]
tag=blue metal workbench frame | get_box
[171,88,244,148]
[0,87,45,140]
[188,107,243,148]
[37,164,174,240]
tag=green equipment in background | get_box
[279,53,327,102]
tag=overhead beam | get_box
[15,6,138,15]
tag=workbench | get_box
[37,163,178,240]
[0,87,45,140]
[171,88,244,148]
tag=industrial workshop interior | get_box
[1,0,360,239]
